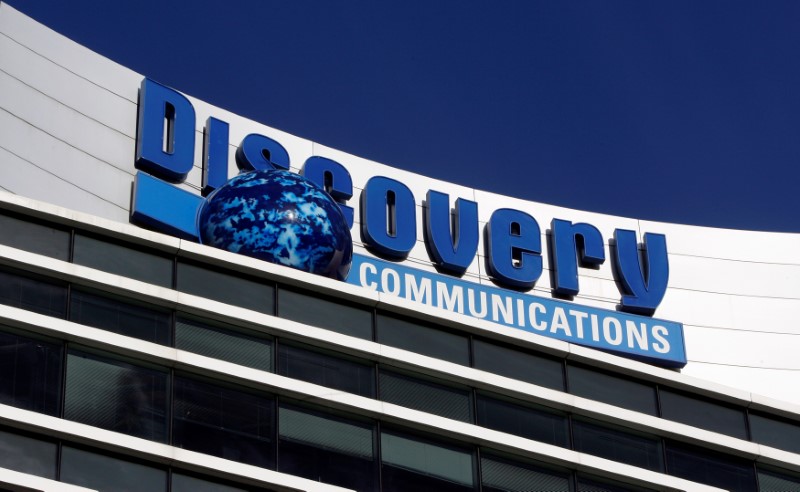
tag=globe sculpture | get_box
[198,170,353,281]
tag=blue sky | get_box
[9,0,800,232]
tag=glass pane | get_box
[481,454,569,492]
[0,269,67,318]
[73,234,172,287]
[0,429,56,479]
[758,467,800,492]
[381,430,474,492]
[172,473,249,492]
[0,330,62,416]
[660,389,747,440]
[69,290,171,345]
[476,394,568,447]
[279,403,375,491]
[278,343,375,398]
[665,440,756,492]
[173,376,275,469]
[175,317,273,372]
[176,261,274,314]
[473,339,564,390]
[0,213,69,261]
[0,270,67,318]
[64,351,168,442]
[750,413,800,454]
[380,370,472,422]
[567,365,657,415]
[572,419,663,471]
[577,476,654,492]
[278,287,372,340]
[60,446,167,492]
[376,313,469,366]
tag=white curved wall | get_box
[1,3,798,405]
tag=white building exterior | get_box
[0,3,799,491]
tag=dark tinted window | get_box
[577,476,654,492]
[473,339,564,390]
[73,234,172,287]
[481,453,569,492]
[0,213,69,261]
[758,467,800,492]
[172,473,249,492]
[0,269,67,318]
[381,429,474,492]
[660,389,747,439]
[175,317,273,372]
[278,343,374,398]
[173,376,275,469]
[60,446,167,492]
[69,290,171,345]
[567,364,657,415]
[278,287,372,340]
[279,403,375,491]
[176,261,274,314]
[380,370,472,422]
[0,429,56,479]
[0,330,62,416]
[750,413,800,454]
[376,313,469,365]
[665,440,756,492]
[64,350,168,442]
[573,419,663,471]
[476,394,568,447]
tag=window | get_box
[376,313,469,365]
[0,269,67,318]
[278,343,374,398]
[380,370,472,422]
[278,287,372,340]
[758,467,800,492]
[576,475,655,492]
[172,473,250,492]
[0,429,56,479]
[279,403,375,491]
[64,350,168,442]
[60,446,167,492]
[176,261,274,314]
[0,330,62,416]
[173,376,275,469]
[72,234,172,287]
[69,290,171,345]
[567,364,657,415]
[749,412,800,454]
[381,429,475,492]
[665,440,756,492]
[660,389,748,440]
[476,393,568,447]
[473,338,564,390]
[481,453,569,492]
[0,213,69,261]
[572,419,663,471]
[175,317,273,372]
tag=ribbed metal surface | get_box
[176,319,272,372]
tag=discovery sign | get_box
[130,78,687,367]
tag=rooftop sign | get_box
[130,78,686,367]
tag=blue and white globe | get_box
[198,170,353,281]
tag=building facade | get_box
[0,3,799,491]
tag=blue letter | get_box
[614,229,669,315]
[130,172,205,241]
[202,117,229,196]
[485,209,542,289]
[551,219,605,296]
[424,190,478,275]
[360,176,416,259]
[135,78,196,183]
[235,134,290,172]
[301,156,354,228]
